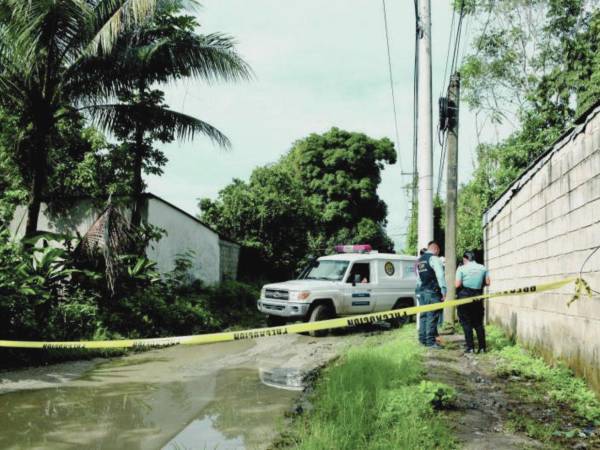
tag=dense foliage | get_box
[200,128,397,280]
[200,165,315,280]
[0,1,255,364]
[0,229,260,368]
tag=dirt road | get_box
[426,336,543,449]
[0,333,364,450]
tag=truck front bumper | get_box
[257,299,310,318]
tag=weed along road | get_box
[0,332,364,450]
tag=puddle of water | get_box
[163,415,245,450]
[259,368,304,391]
[0,342,304,450]
[164,368,298,450]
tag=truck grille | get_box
[265,289,289,300]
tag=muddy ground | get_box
[2,328,597,449]
[427,334,599,450]
[0,333,366,450]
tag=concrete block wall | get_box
[484,109,600,393]
[219,240,240,281]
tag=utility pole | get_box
[443,72,460,327]
[417,0,433,250]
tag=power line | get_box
[411,0,420,212]
[449,1,466,76]
[436,0,466,200]
[440,8,456,98]
[436,131,448,197]
[382,0,404,174]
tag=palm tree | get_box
[87,1,251,226]
[0,0,250,235]
[0,0,163,237]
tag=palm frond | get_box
[84,103,232,148]
[134,32,253,84]
[65,24,251,103]
[88,0,157,54]
[2,0,87,79]
[75,202,135,294]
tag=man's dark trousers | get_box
[420,290,442,346]
[457,287,486,351]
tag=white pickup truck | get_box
[257,250,418,336]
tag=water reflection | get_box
[0,354,301,449]
[163,368,298,450]
[259,368,304,391]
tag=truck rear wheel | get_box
[266,315,286,327]
[388,298,414,328]
[308,304,333,337]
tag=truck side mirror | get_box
[353,273,361,286]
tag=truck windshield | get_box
[303,260,349,281]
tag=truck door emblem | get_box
[384,261,395,276]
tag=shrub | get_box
[417,381,457,410]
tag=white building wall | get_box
[9,200,102,240]
[8,195,224,285]
[484,107,600,393]
[146,197,221,285]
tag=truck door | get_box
[371,259,397,311]
[343,262,375,314]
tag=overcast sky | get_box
[149,0,487,249]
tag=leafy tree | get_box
[0,109,26,224]
[283,127,396,253]
[200,165,316,279]
[0,0,163,237]
[89,1,251,226]
[201,128,397,279]
[432,0,600,256]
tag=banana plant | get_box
[122,255,161,284]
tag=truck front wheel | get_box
[307,304,333,337]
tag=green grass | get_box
[285,328,457,450]
[486,325,600,425]
[481,325,600,448]
[505,413,562,448]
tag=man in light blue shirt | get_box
[416,241,447,348]
[455,251,490,353]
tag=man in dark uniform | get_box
[455,251,491,353]
[416,241,447,349]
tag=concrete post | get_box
[417,0,433,250]
[444,73,460,327]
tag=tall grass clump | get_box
[290,328,457,450]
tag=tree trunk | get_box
[25,168,44,238]
[130,79,147,229]
[24,130,50,239]
[130,129,145,228]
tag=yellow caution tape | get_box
[0,277,581,350]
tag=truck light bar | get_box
[334,244,373,254]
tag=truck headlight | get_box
[260,288,266,298]
[290,291,310,301]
